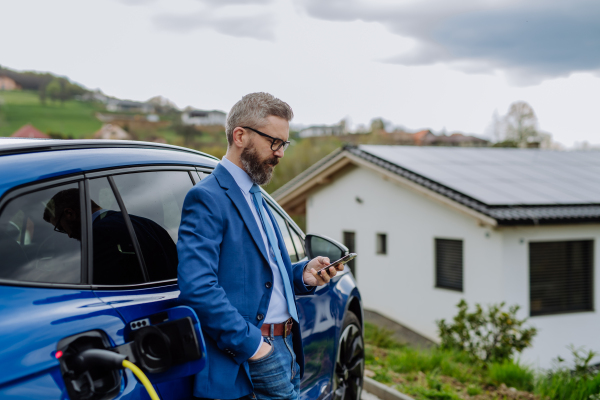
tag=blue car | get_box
[0,139,364,400]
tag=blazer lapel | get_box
[213,164,270,264]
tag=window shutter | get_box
[435,238,463,291]
[529,240,593,316]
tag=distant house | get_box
[11,124,49,138]
[0,76,21,91]
[411,130,489,147]
[93,124,132,140]
[274,145,600,368]
[298,123,346,138]
[106,99,154,114]
[181,109,226,126]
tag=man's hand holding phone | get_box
[303,254,356,286]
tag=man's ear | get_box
[64,208,78,220]
[232,127,247,148]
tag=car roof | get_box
[0,139,219,199]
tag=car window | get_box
[267,204,298,263]
[289,227,306,260]
[0,183,82,284]
[111,171,194,281]
[88,178,145,285]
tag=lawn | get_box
[0,90,102,138]
[364,323,600,400]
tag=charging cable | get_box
[122,359,160,400]
[72,349,161,400]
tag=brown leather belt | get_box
[260,318,293,337]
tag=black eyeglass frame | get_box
[53,209,67,234]
[242,126,291,152]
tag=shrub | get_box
[437,299,537,363]
[488,360,534,391]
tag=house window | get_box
[529,240,593,316]
[435,238,463,292]
[343,231,356,277]
[376,233,387,255]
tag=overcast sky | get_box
[2,0,599,147]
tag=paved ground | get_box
[364,309,435,348]
[362,390,381,400]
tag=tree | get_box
[504,101,538,144]
[45,79,62,104]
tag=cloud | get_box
[153,11,276,41]
[200,0,273,6]
[116,0,158,5]
[298,0,600,85]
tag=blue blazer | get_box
[177,164,313,399]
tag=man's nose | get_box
[274,147,285,158]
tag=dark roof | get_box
[351,146,600,225]
[273,145,600,226]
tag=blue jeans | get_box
[245,333,301,400]
[194,334,300,400]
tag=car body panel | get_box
[0,286,124,398]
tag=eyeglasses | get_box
[53,210,67,234]
[242,126,291,152]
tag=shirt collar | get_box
[220,157,254,194]
[92,209,109,222]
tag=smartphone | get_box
[317,253,357,276]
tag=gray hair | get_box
[226,92,294,146]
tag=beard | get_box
[240,142,279,186]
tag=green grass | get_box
[488,360,534,392]
[0,90,102,138]
[535,369,600,400]
[364,322,600,400]
[364,322,405,350]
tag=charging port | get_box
[56,330,122,400]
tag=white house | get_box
[298,123,346,138]
[273,145,600,368]
[106,99,154,114]
[181,109,226,126]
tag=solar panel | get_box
[360,145,600,206]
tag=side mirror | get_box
[305,234,348,261]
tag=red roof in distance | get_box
[11,124,50,139]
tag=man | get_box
[177,92,342,400]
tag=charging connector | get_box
[74,349,160,400]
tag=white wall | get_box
[502,225,600,368]
[306,165,600,369]
[307,166,504,341]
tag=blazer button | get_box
[265,282,272,289]
[257,313,264,321]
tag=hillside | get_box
[0,91,102,138]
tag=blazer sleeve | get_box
[292,260,316,295]
[177,185,263,365]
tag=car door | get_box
[264,200,338,400]
[0,177,128,399]
[86,167,203,399]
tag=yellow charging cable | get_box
[122,359,161,400]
